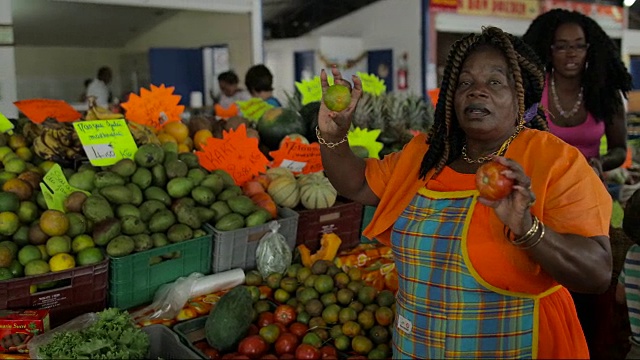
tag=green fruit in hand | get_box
[324,84,351,112]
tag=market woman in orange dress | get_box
[316,26,612,358]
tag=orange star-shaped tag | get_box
[121,84,185,130]
[195,124,269,186]
[14,99,82,123]
[269,138,323,175]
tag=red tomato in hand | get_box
[238,335,268,359]
[289,322,309,339]
[257,312,275,328]
[475,162,513,201]
[274,305,296,326]
[275,332,299,355]
[296,344,322,360]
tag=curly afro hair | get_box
[522,9,632,124]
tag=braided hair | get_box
[419,26,548,179]
[522,9,632,124]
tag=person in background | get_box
[79,78,92,102]
[523,10,633,357]
[216,71,251,109]
[317,26,611,358]
[523,9,632,177]
[86,66,113,108]
[616,189,640,359]
[245,64,282,107]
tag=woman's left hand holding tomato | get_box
[477,156,536,236]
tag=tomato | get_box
[194,341,209,350]
[275,332,299,355]
[260,355,279,360]
[203,347,220,360]
[257,312,275,328]
[238,335,268,359]
[248,324,260,336]
[274,322,287,335]
[475,161,513,201]
[295,344,322,360]
[274,304,297,326]
[279,354,296,360]
[222,353,246,360]
[289,322,309,339]
[320,346,338,359]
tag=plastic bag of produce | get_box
[256,221,292,278]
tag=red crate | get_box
[0,259,108,328]
[295,199,364,253]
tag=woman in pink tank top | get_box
[523,9,631,177]
[523,9,633,360]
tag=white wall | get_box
[310,0,422,94]
[0,0,17,118]
[123,10,253,86]
[265,37,318,102]
[14,46,123,103]
[622,29,640,65]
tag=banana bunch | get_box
[85,96,121,120]
[22,122,43,144]
[128,121,160,146]
[32,120,83,163]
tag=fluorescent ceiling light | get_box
[625,0,636,7]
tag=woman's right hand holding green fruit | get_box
[318,66,363,143]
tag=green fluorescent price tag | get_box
[348,127,384,159]
[295,76,334,105]
[40,164,90,212]
[237,98,274,121]
[356,72,386,96]
[0,112,14,135]
[73,119,138,167]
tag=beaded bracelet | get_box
[316,126,348,149]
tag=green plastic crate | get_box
[108,233,212,310]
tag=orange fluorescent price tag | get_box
[121,84,185,130]
[195,124,269,186]
[13,99,82,123]
[269,139,323,175]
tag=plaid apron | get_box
[390,188,559,359]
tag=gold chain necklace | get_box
[461,124,524,164]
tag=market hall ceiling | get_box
[262,0,383,39]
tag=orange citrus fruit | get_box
[324,84,352,112]
[194,130,213,150]
[177,144,191,153]
[39,210,70,236]
[157,133,178,144]
[163,121,189,143]
[2,178,33,201]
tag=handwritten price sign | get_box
[196,124,269,185]
[348,127,384,159]
[269,139,323,175]
[0,112,14,134]
[14,99,82,123]
[237,98,274,122]
[40,164,90,212]
[73,119,138,166]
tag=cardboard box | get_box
[0,310,49,354]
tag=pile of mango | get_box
[0,133,105,283]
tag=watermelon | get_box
[258,108,306,150]
[299,102,321,141]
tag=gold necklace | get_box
[461,124,524,164]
